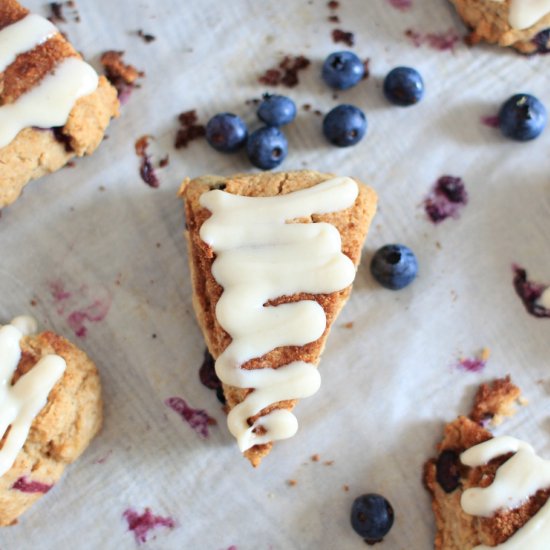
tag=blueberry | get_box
[321,51,365,90]
[322,104,367,147]
[370,244,418,290]
[498,93,547,141]
[257,94,297,126]
[383,66,424,107]
[205,113,248,153]
[246,126,288,170]
[350,493,394,544]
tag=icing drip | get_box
[491,0,550,30]
[0,14,57,72]
[199,177,359,451]
[460,436,550,549]
[0,317,66,478]
[0,57,99,149]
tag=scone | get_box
[449,0,550,53]
[180,170,377,466]
[424,377,549,548]
[0,0,119,208]
[0,316,102,526]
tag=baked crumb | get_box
[469,375,523,426]
[258,55,311,88]
[332,29,355,47]
[136,29,156,43]
[287,479,298,487]
[323,460,335,466]
[311,454,320,462]
[100,51,144,103]
[343,484,350,492]
[174,110,206,149]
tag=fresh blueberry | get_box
[205,113,248,153]
[383,66,424,107]
[321,51,365,90]
[257,94,297,126]
[370,244,418,290]
[246,126,288,170]
[322,104,367,147]
[498,93,547,141]
[350,493,394,544]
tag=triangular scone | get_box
[0,0,119,208]
[423,378,549,549]
[180,170,377,467]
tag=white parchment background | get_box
[0,0,549,548]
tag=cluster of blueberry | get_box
[203,50,426,170]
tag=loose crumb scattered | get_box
[311,454,320,462]
[323,460,335,466]
[332,29,355,47]
[343,484,350,492]
[174,110,206,149]
[258,55,311,88]
[287,479,298,487]
[136,29,156,43]
[100,51,144,104]
[342,322,354,329]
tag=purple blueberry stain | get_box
[405,28,460,52]
[424,175,468,224]
[388,0,412,10]
[480,114,500,128]
[165,397,217,438]
[512,264,550,318]
[123,507,176,545]
[48,280,112,338]
[12,476,53,494]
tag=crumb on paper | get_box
[405,28,461,52]
[174,110,206,149]
[323,460,335,466]
[258,55,311,88]
[469,375,523,426]
[287,479,298,487]
[100,50,144,104]
[343,484,350,492]
[311,454,320,462]
[332,29,355,47]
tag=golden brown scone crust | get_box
[0,0,119,208]
[423,379,549,549]
[449,0,550,53]
[0,331,102,527]
[180,170,377,467]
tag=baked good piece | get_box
[449,0,550,53]
[423,377,550,548]
[0,0,119,209]
[0,318,102,526]
[180,170,377,467]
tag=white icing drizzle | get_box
[0,317,66,478]
[199,177,359,451]
[491,0,550,29]
[538,287,550,310]
[0,14,57,73]
[0,57,99,149]
[460,436,550,549]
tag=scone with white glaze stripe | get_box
[0,317,102,526]
[180,170,377,467]
[423,378,549,549]
[0,0,119,208]
[449,0,550,53]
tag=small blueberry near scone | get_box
[370,244,418,290]
[351,493,395,544]
[257,94,297,126]
[498,93,547,141]
[246,126,288,170]
[383,67,424,107]
[205,113,248,153]
[322,104,367,147]
[321,51,365,90]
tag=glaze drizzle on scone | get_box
[491,0,550,30]
[199,177,358,451]
[0,14,99,148]
[0,316,66,477]
[460,436,550,549]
